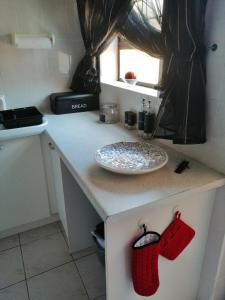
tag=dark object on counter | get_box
[99,103,119,124]
[50,92,99,115]
[174,160,190,174]
[0,112,3,124]
[144,113,155,134]
[127,111,137,130]
[138,111,146,131]
[138,98,147,132]
[124,110,133,127]
[0,106,43,129]
[99,114,105,123]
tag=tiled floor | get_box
[0,222,106,300]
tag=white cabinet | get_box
[41,134,59,215]
[41,134,68,235]
[0,136,50,233]
[41,133,101,253]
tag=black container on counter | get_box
[124,110,133,128]
[138,99,147,136]
[138,111,146,131]
[0,106,43,129]
[143,100,155,138]
[144,113,155,134]
[127,111,137,130]
[50,92,99,115]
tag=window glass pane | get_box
[136,0,163,31]
[119,49,160,84]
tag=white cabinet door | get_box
[0,136,50,232]
[51,147,68,236]
[41,133,68,235]
[41,134,58,215]
[41,133,102,252]
[41,133,101,252]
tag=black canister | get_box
[143,100,155,138]
[138,111,146,131]
[144,113,155,136]
[124,111,133,128]
[138,98,147,136]
[127,111,137,130]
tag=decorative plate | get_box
[95,141,168,175]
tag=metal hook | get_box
[173,205,180,214]
[209,43,218,51]
[138,218,149,231]
[143,224,147,234]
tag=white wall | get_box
[101,0,225,175]
[0,0,84,111]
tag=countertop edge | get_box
[45,129,225,221]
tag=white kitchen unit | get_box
[41,132,69,238]
[42,132,101,252]
[45,112,225,300]
[0,135,51,236]
[60,159,102,252]
[41,133,61,216]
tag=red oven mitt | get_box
[160,211,195,260]
[132,230,161,296]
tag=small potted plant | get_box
[125,71,137,85]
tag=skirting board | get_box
[0,214,59,239]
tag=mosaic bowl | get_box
[95,141,168,175]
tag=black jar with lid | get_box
[127,111,137,130]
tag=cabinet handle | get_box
[48,142,55,150]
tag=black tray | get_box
[0,106,43,129]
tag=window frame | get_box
[117,36,163,90]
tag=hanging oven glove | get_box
[160,211,195,260]
[132,228,161,296]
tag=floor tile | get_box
[22,232,72,278]
[72,246,97,261]
[27,262,89,300]
[76,253,106,300]
[57,221,64,233]
[0,234,19,252]
[0,281,28,300]
[0,247,25,289]
[57,221,69,245]
[20,222,60,245]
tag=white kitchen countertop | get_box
[45,111,225,221]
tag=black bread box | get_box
[50,92,99,115]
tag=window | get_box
[118,39,161,88]
[100,0,163,89]
[118,0,163,88]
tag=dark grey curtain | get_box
[119,0,207,144]
[119,1,165,59]
[70,0,134,94]
[153,0,208,144]
[72,0,208,144]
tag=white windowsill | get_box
[101,80,159,98]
